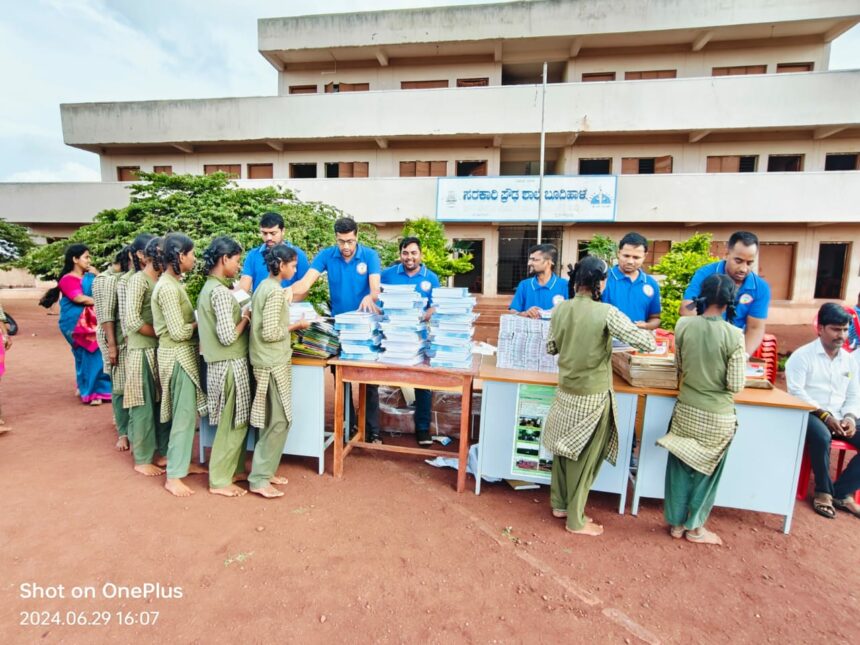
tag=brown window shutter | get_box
[706,157,722,173]
[401,80,448,89]
[582,72,615,82]
[621,158,639,174]
[289,85,317,94]
[338,162,353,178]
[472,161,487,176]
[430,161,447,176]
[117,167,140,181]
[712,67,728,76]
[747,65,766,74]
[415,161,430,177]
[721,156,740,172]
[457,77,489,87]
[153,165,173,175]
[776,62,813,73]
[654,156,673,173]
[624,71,642,80]
[248,163,274,179]
[658,70,677,78]
[340,82,369,92]
[400,161,416,177]
[353,162,369,178]
[324,82,335,93]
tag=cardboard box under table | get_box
[198,357,332,475]
[330,356,479,493]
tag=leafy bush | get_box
[585,233,618,263]
[398,218,472,281]
[0,218,36,269]
[22,172,398,306]
[651,232,718,330]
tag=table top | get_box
[292,356,330,368]
[478,355,813,411]
[329,354,481,377]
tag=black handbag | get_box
[4,312,18,336]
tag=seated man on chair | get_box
[785,303,860,520]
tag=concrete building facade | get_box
[3,0,860,321]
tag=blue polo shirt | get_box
[509,274,569,312]
[311,244,382,315]
[380,263,441,306]
[241,242,310,291]
[683,260,771,331]
[601,266,661,323]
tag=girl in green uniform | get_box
[248,244,299,499]
[151,233,208,497]
[124,235,169,476]
[197,237,252,498]
[658,273,745,546]
[542,256,656,536]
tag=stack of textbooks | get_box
[496,314,558,373]
[291,319,339,359]
[288,301,321,325]
[334,311,383,361]
[428,287,477,369]
[377,284,429,366]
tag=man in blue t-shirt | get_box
[381,237,441,447]
[291,217,383,443]
[238,211,310,294]
[508,244,569,318]
[681,230,771,355]
[601,232,662,330]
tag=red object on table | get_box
[751,333,778,384]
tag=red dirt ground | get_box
[0,298,857,644]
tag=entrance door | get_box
[497,226,564,294]
[453,239,484,294]
[758,243,795,300]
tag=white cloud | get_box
[2,162,100,183]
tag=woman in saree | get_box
[40,244,112,405]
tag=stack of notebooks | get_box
[428,287,477,369]
[496,314,558,373]
[377,284,429,366]
[334,311,383,361]
[611,351,678,389]
[291,319,339,359]
[288,301,321,325]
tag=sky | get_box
[1,0,858,183]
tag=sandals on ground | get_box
[813,493,837,519]
[833,496,860,518]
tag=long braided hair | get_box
[203,236,243,275]
[264,243,297,276]
[144,237,164,272]
[161,233,195,276]
[567,255,609,301]
[116,245,132,272]
[689,273,737,324]
[130,233,156,271]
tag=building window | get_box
[204,164,241,178]
[290,163,317,178]
[712,65,767,76]
[644,240,672,270]
[324,82,369,93]
[621,156,672,174]
[624,70,677,80]
[289,85,317,94]
[706,156,758,173]
[498,226,563,293]
[117,166,140,181]
[325,162,369,178]
[578,158,611,175]
[776,62,813,73]
[824,153,859,171]
[457,77,489,87]
[758,242,796,301]
[455,160,487,176]
[152,165,173,175]
[814,242,850,299]
[247,163,274,179]
[400,161,447,177]
[582,72,615,82]
[401,80,449,89]
[767,155,803,172]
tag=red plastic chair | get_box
[796,439,860,503]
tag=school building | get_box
[2,0,860,322]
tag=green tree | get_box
[0,218,35,269]
[651,232,718,330]
[584,233,618,263]
[22,172,397,306]
[397,218,473,281]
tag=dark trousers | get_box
[414,388,432,432]
[806,413,860,499]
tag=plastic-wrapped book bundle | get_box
[377,284,428,366]
[334,311,383,361]
[496,313,559,373]
[428,287,477,369]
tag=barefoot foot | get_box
[249,485,284,499]
[566,521,604,537]
[186,463,208,475]
[115,436,130,451]
[232,473,248,483]
[153,456,167,467]
[165,478,195,497]
[270,475,289,486]
[134,463,165,477]
[685,527,722,545]
[669,525,686,539]
[209,484,247,498]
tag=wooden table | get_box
[330,356,480,492]
[477,355,642,513]
[199,356,332,474]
